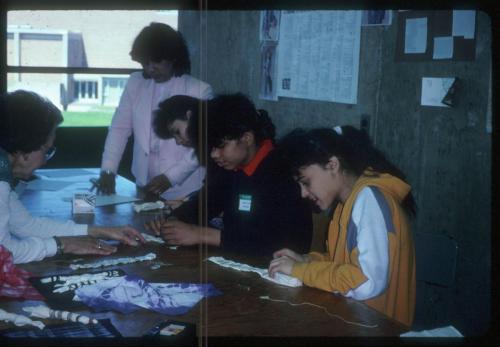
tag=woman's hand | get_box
[268,256,295,278]
[92,171,116,195]
[58,236,116,256]
[272,248,311,263]
[88,225,145,246]
[144,174,171,195]
[144,217,166,236]
[268,248,310,278]
[164,199,185,210]
[145,217,221,246]
[159,220,201,246]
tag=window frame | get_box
[1,0,185,113]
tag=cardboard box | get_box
[72,193,95,214]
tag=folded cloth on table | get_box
[0,245,44,300]
[75,275,221,315]
[0,308,45,330]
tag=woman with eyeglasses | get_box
[96,22,212,202]
[0,90,145,264]
[267,126,417,327]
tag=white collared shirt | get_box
[0,182,87,264]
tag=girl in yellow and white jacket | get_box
[268,126,416,327]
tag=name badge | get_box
[238,194,252,212]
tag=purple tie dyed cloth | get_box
[75,275,221,315]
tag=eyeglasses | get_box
[44,146,57,161]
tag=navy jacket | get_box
[173,150,313,256]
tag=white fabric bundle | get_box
[42,270,121,284]
[208,256,302,287]
[70,253,156,270]
[141,233,165,244]
[49,270,123,293]
[0,308,45,330]
[134,201,165,212]
[23,305,98,325]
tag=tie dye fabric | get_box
[75,275,221,315]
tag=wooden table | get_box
[0,168,408,338]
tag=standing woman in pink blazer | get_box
[96,22,213,201]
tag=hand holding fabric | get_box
[94,171,116,195]
[59,236,117,256]
[88,225,145,246]
[272,248,311,263]
[164,199,186,210]
[160,220,201,246]
[268,255,296,278]
[144,174,171,196]
[144,216,167,236]
[268,248,311,278]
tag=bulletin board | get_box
[395,10,476,62]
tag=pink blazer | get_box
[101,72,213,199]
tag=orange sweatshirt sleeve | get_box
[291,260,368,295]
[307,251,329,261]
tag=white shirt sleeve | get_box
[101,75,135,173]
[202,85,214,100]
[163,150,200,186]
[0,182,87,264]
[344,187,390,301]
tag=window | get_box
[74,81,98,100]
[102,76,128,106]
[6,10,178,126]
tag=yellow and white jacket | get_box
[292,170,416,326]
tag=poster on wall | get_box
[395,10,476,61]
[276,11,362,104]
[260,10,280,41]
[259,42,279,101]
[420,77,455,107]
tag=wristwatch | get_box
[54,236,64,255]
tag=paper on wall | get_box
[452,10,475,39]
[404,17,427,54]
[276,10,361,104]
[421,77,455,107]
[433,37,454,60]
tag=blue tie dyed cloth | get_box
[75,275,221,315]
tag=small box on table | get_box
[72,193,95,214]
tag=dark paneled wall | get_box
[180,10,491,335]
[375,12,491,336]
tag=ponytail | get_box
[256,109,276,144]
[277,126,417,217]
[207,93,276,150]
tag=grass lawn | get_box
[61,106,115,127]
